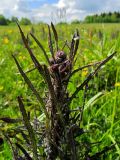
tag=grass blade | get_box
[84,92,104,110]
[109,134,120,156]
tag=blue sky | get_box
[0,0,120,23]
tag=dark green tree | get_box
[0,15,7,25]
[84,12,120,23]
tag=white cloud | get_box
[0,0,120,23]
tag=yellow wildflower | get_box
[82,68,88,76]
[8,30,13,34]
[115,82,120,87]
[0,86,4,91]
[3,37,9,44]
[18,55,26,60]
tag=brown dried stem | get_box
[30,33,51,65]
[12,55,48,116]
[48,24,56,62]
[51,22,59,51]
[18,96,38,160]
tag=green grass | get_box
[0,23,120,159]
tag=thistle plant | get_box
[0,23,116,160]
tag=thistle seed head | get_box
[56,50,66,60]
[56,57,63,64]
[59,60,71,74]
[50,64,59,72]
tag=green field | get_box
[0,23,120,159]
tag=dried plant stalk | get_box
[1,23,116,160]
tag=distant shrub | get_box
[71,20,81,24]
[20,18,32,25]
[57,21,68,25]
[11,16,18,23]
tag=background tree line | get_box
[84,12,120,23]
[0,15,31,25]
[1,12,120,25]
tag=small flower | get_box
[18,55,26,60]
[8,30,13,34]
[3,37,9,44]
[115,82,120,87]
[82,68,88,76]
[0,86,4,91]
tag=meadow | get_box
[0,23,120,159]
